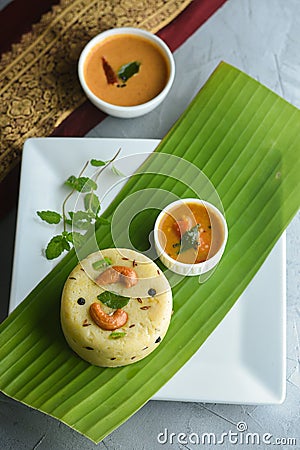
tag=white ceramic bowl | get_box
[78,27,175,118]
[154,199,228,276]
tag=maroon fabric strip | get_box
[0,164,20,218]
[158,0,226,52]
[52,0,227,137]
[0,0,98,217]
[0,0,227,217]
[0,0,60,54]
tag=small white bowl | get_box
[78,27,175,118]
[154,199,228,276]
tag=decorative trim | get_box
[0,0,193,181]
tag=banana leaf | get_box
[0,62,299,443]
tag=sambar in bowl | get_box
[154,199,228,276]
[78,28,175,118]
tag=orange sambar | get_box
[158,202,224,265]
[83,34,170,107]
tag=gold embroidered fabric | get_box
[0,0,193,182]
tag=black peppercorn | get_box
[148,288,156,297]
[77,297,86,305]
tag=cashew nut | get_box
[89,302,128,330]
[96,265,138,288]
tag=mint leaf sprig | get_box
[37,210,61,224]
[37,149,121,260]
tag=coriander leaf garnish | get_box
[180,225,200,253]
[90,159,106,167]
[109,331,126,339]
[84,192,100,215]
[117,61,141,82]
[45,235,70,260]
[37,210,61,224]
[65,176,97,193]
[92,257,113,270]
[97,291,130,309]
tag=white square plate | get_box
[10,137,286,404]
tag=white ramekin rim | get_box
[154,198,228,276]
[78,27,175,117]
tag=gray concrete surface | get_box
[0,0,299,449]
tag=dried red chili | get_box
[101,57,118,84]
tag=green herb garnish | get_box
[36,150,121,260]
[92,257,113,270]
[97,291,130,309]
[64,231,86,247]
[65,175,97,193]
[45,235,70,260]
[67,210,95,230]
[37,210,62,224]
[90,159,106,167]
[84,192,100,216]
[117,61,141,83]
[109,332,126,340]
[180,225,200,253]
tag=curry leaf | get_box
[97,291,130,309]
[117,61,141,82]
[180,225,200,253]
